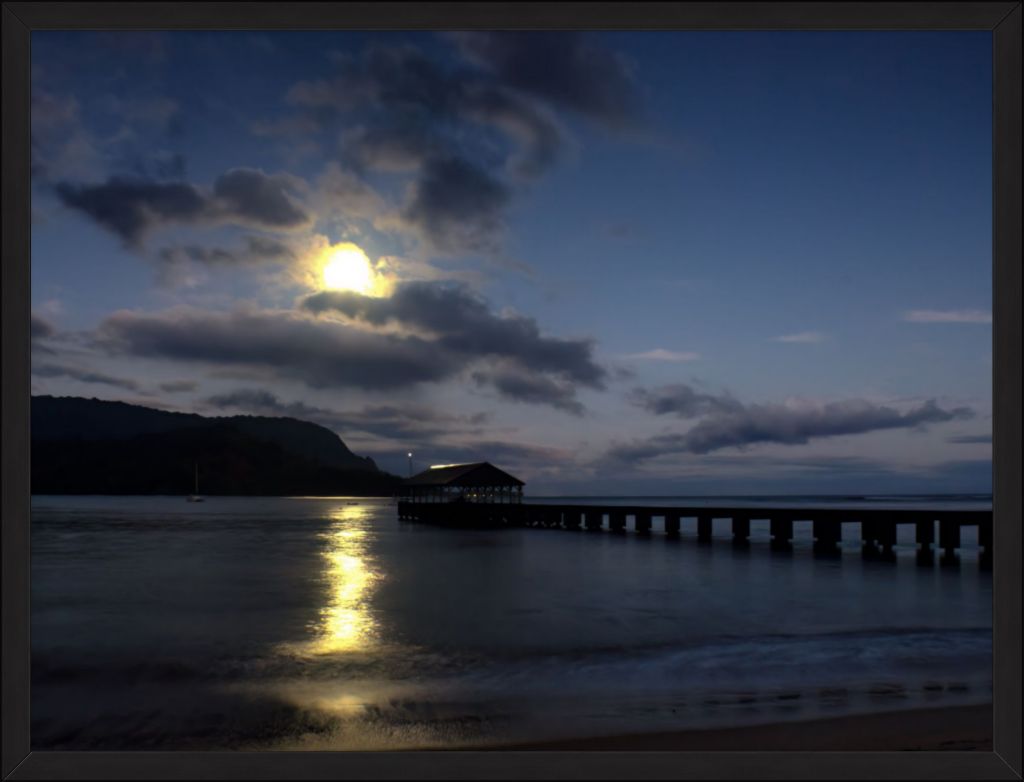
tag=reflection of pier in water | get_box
[397,501,993,569]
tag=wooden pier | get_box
[396,501,993,567]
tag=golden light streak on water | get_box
[306,504,381,655]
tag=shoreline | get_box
[482,704,992,751]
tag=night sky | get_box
[30,31,992,494]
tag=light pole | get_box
[407,452,413,478]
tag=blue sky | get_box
[30,31,992,493]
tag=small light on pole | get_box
[407,452,413,477]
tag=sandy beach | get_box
[487,704,992,751]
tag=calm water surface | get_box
[32,495,992,749]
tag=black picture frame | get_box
[2,3,1020,779]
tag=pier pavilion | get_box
[400,462,524,505]
[398,462,525,526]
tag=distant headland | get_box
[31,396,402,496]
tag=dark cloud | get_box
[629,384,743,418]
[681,398,972,454]
[581,453,992,496]
[55,178,206,246]
[472,364,585,415]
[302,281,606,388]
[204,388,489,443]
[95,286,603,411]
[210,168,308,230]
[31,314,57,340]
[289,44,463,119]
[458,83,563,179]
[339,88,560,181]
[317,162,386,221]
[452,32,640,127]
[612,383,974,460]
[342,120,443,173]
[205,388,337,422]
[400,155,510,253]
[32,91,89,179]
[55,168,310,247]
[156,235,296,270]
[280,36,633,253]
[947,434,992,445]
[31,313,61,355]
[95,308,461,391]
[158,380,198,393]
[32,362,140,391]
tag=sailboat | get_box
[187,462,204,502]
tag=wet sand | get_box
[487,704,992,751]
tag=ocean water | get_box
[31,495,992,750]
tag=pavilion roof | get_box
[404,462,525,488]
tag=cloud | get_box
[472,364,585,415]
[399,155,510,254]
[451,32,640,127]
[204,388,489,443]
[55,168,310,247]
[274,35,639,254]
[316,162,388,222]
[96,300,600,413]
[158,380,198,393]
[31,314,57,340]
[772,331,826,344]
[624,348,700,362]
[629,384,743,418]
[102,95,180,135]
[211,168,308,230]
[583,452,992,496]
[155,236,298,286]
[946,434,992,445]
[679,398,972,454]
[95,307,461,390]
[55,178,204,245]
[903,309,992,324]
[302,281,606,388]
[457,83,564,179]
[32,362,140,391]
[615,383,974,459]
[31,313,61,355]
[31,91,104,180]
[205,388,341,423]
[93,282,605,410]
[341,120,444,174]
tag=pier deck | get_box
[396,501,993,567]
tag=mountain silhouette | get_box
[31,396,401,496]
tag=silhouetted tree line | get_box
[31,396,402,496]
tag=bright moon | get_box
[322,244,375,294]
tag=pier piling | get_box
[813,520,841,554]
[636,512,652,535]
[610,511,626,533]
[939,520,960,564]
[979,520,992,569]
[877,523,897,559]
[770,518,793,550]
[697,516,713,543]
[732,516,750,545]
